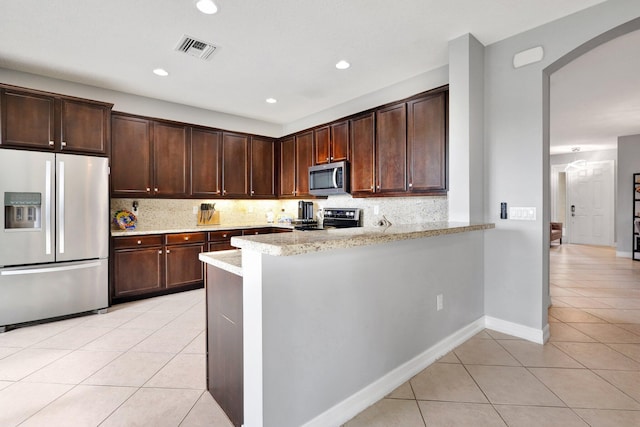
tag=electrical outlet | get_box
[436,294,443,311]
[373,205,379,215]
[192,206,198,214]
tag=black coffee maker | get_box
[297,201,314,220]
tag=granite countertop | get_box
[230,222,495,256]
[199,250,243,276]
[111,223,293,237]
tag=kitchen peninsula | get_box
[200,221,494,427]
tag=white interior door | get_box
[566,160,614,246]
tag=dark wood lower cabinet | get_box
[206,264,243,427]
[165,244,204,288]
[113,246,163,298]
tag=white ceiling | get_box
[550,28,640,155]
[2,0,631,153]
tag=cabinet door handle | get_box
[166,249,171,254]
[251,190,255,195]
[49,140,55,146]
[61,141,67,147]
[223,233,228,238]
[326,157,329,161]
[370,185,374,190]
[158,250,162,254]
[409,183,413,188]
[154,188,158,192]
[146,188,151,193]
[376,185,380,190]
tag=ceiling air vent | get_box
[175,35,217,60]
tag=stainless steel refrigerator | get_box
[0,149,109,331]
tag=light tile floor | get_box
[344,244,640,426]
[0,289,234,427]
[1,244,638,426]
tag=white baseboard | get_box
[301,317,486,427]
[484,316,547,344]
[616,251,632,258]
[301,316,547,427]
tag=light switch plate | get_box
[509,207,536,221]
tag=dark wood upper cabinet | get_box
[407,92,447,193]
[250,136,275,197]
[279,137,296,197]
[191,128,222,197]
[295,130,314,197]
[222,132,249,197]
[60,98,110,155]
[313,121,349,165]
[350,113,376,194]
[111,114,152,196]
[0,86,111,154]
[1,89,55,150]
[376,103,407,193]
[153,122,189,197]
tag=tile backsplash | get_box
[111,195,447,229]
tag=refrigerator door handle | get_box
[0,261,102,276]
[58,160,65,254]
[45,160,52,255]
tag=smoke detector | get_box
[175,35,217,60]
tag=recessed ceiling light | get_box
[335,60,350,70]
[266,98,277,104]
[196,0,218,14]
[153,68,169,77]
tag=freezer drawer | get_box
[0,259,108,329]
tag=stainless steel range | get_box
[294,207,362,231]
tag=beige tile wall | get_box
[111,195,447,229]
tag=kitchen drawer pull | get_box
[184,236,189,241]
[223,234,227,238]
[137,240,142,245]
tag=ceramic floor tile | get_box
[494,405,589,427]
[584,309,640,324]
[30,326,113,350]
[498,340,583,368]
[170,310,206,332]
[0,324,72,348]
[343,398,425,427]
[22,350,122,384]
[181,331,206,354]
[78,309,143,329]
[453,338,520,366]
[0,347,20,360]
[553,342,640,370]
[573,408,640,427]
[0,380,13,391]
[117,311,181,330]
[386,381,415,399]
[19,384,136,427]
[530,368,640,410]
[144,353,206,389]
[180,391,234,427]
[593,370,640,402]
[548,307,607,323]
[83,351,173,387]
[569,323,640,343]
[131,325,202,354]
[418,401,506,427]
[0,382,73,427]
[410,363,487,403]
[81,327,154,352]
[434,351,459,364]
[607,343,640,363]
[100,387,202,427]
[0,348,70,381]
[466,365,564,406]
[548,323,596,342]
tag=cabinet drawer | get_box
[208,230,243,242]
[165,232,206,245]
[113,235,162,249]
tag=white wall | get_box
[616,134,640,256]
[483,1,640,330]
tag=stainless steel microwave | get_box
[308,161,349,196]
